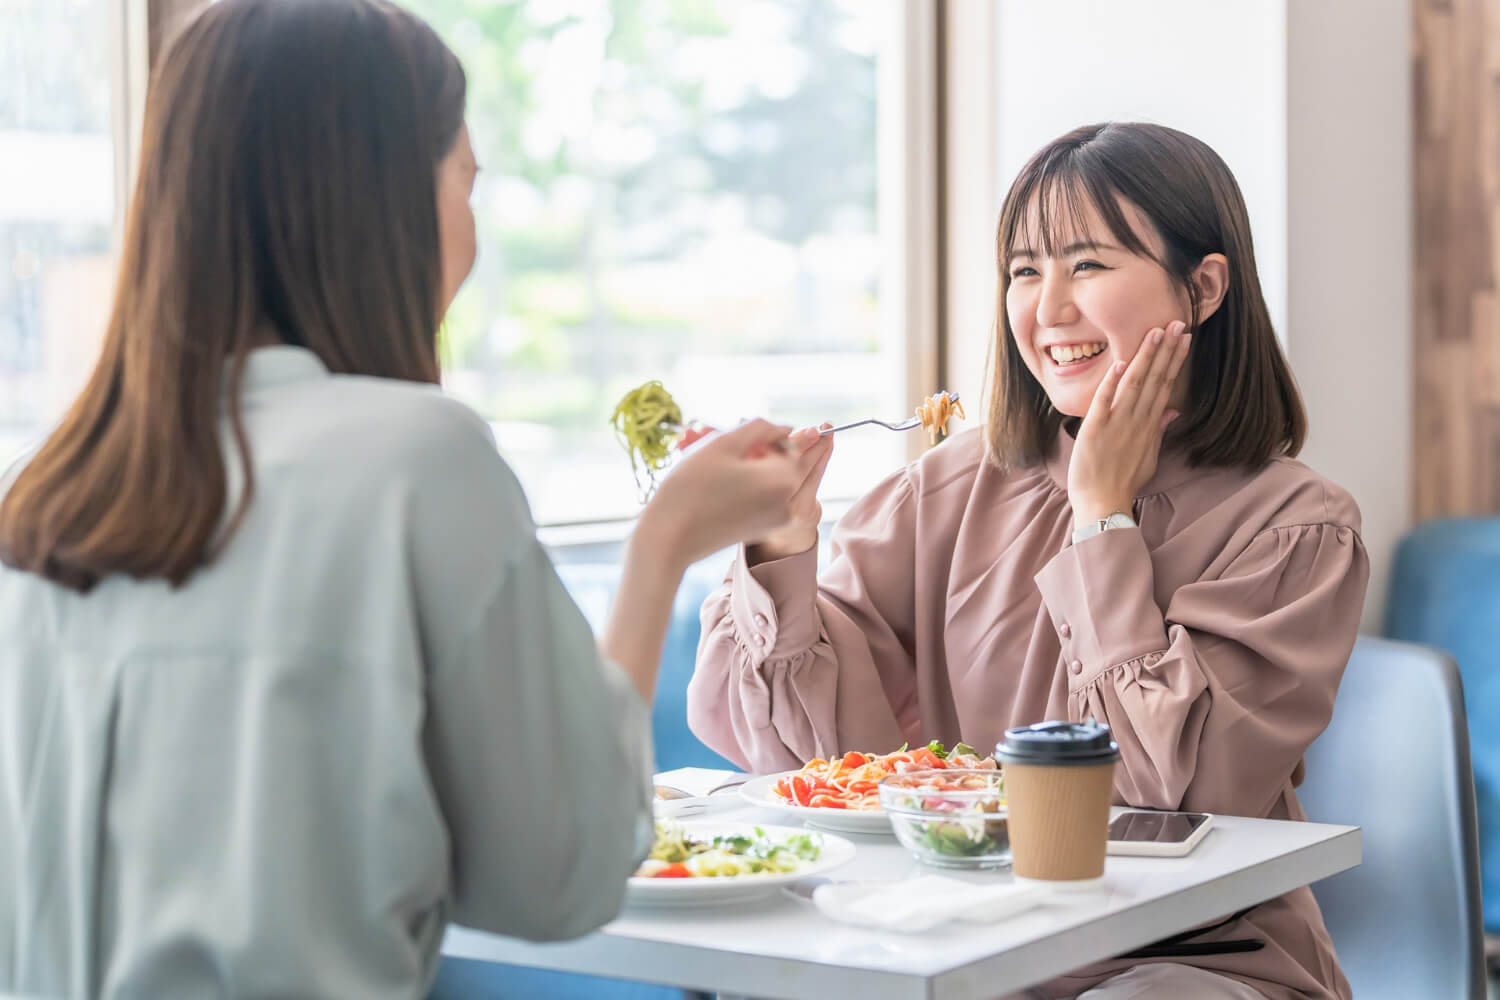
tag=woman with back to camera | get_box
[690,122,1367,999]
[0,1,813,997]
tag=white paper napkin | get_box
[812,876,1052,932]
[654,767,739,797]
[652,767,744,818]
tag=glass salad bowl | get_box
[877,768,1010,870]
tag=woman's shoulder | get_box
[259,374,526,514]
[905,426,985,494]
[326,374,497,457]
[1202,454,1361,535]
[907,426,1060,502]
[840,426,1063,537]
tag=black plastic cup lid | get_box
[995,720,1120,767]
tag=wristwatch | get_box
[1072,511,1136,544]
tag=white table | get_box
[442,800,1360,1000]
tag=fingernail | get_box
[1152,329,1164,344]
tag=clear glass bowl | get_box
[877,768,1011,870]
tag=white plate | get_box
[626,821,856,906]
[738,772,894,834]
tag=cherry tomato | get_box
[675,425,715,450]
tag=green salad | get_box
[918,809,1009,858]
[636,823,823,879]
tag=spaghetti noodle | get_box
[772,742,995,811]
[610,380,683,495]
[915,390,965,445]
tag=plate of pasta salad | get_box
[739,742,999,834]
[627,821,855,905]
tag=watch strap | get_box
[1072,511,1136,544]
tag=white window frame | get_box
[889,0,942,467]
[108,0,151,241]
[936,0,1001,420]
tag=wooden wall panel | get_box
[1415,0,1500,518]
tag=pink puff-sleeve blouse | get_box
[688,427,1367,1000]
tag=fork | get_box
[818,393,960,436]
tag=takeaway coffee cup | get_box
[995,720,1120,884]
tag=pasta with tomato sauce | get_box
[916,390,965,445]
[772,742,996,811]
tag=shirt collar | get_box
[232,346,330,393]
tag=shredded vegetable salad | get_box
[634,823,824,879]
[610,380,684,496]
[772,741,998,811]
[880,769,1008,858]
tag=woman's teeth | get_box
[1047,343,1106,365]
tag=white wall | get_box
[996,1,1287,335]
[943,0,1410,629]
[1284,0,1412,632]
[946,1,1287,409]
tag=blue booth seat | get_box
[430,556,732,999]
[555,558,737,771]
[1384,517,1500,934]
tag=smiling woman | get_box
[990,122,1302,473]
[689,121,1369,1000]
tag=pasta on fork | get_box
[610,380,684,496]
[916,390,965,444]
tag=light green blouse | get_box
[0,347,653,999]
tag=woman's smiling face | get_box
[1004,191,1194,418]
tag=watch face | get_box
[1105,513,1136,529]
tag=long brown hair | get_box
[986,122,1306,470]
[0,0,467,592]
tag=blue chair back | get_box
[1385,517,1500,933]
[554,558,735,771]
[1298,636,1485,1000]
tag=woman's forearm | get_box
[599,511,687,703]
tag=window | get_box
[0,0,124,465]
[410,0,917,524]
[1,0,937,533]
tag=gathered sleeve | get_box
[686,470,924,772]
[1033,520,1368,816]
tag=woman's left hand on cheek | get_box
[1068,320,1192,528]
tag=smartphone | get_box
[1105,810,1214,857]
